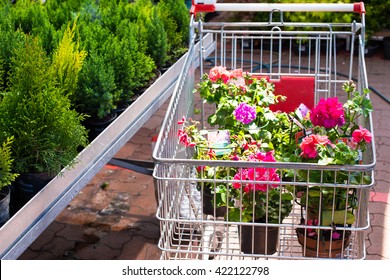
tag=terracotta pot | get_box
[296,229,351,258]
[240,224,279,255]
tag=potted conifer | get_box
[0,137,18,227]
[0,33,88,209]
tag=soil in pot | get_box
[0,186,11,227]
[239,224,279,255]
[296,228,351,258]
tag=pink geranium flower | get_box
[310,97,345,129]
[177,129,190,146]
[352,126,372,143]
[208,66,243,84]
[233,151,279,192]
[300,134,333,159]
[229,68,243,79]
[208,66,231,83]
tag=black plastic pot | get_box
[363,41,380,57]
[0,186,11,227]
[202,191,227,218]
[384,37,390,60]
[240,224,279,255]
[11,172,54,215]
[83,112,118,141]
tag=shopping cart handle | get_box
[191,1,365,15]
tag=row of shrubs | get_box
[0,0,189,177]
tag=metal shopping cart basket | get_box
[153,1,375,260]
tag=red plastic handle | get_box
[190,2,215,16]
[191,1,366,15]
[354,2,366,14]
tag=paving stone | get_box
[370,213,390,230]
[118,235,160,260]
[26,221,65,251]
[73,243,121,260]
[369,202,390,216]
[366,226,390,259]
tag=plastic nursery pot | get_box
[0,186,11,227]
[239,224,279,255]
[202,188,227,218]
[383,37,390,60]
[11,172,55,215]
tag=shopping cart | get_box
[153,1,375,260]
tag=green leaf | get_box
[321,210,355,226]
[318,157,334,165]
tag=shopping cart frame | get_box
[153,1,375,260]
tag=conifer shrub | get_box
[51,21,87,98]
[45,0,84,30]
[0,35,88,174]
[74,17,120,119]
[134,0,169,69]
[0,137,18,191]
[76,48,119,119]
[156,0,189,65]
[8,0,58,55]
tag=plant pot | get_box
[384,37,390,60]
[364,42,379,57]
[296,228,351,258]
[0,186,11,227]
[202,190,227,218]
[355,41,379,57]
[11,172,55,214]
[84,112,118,141]
[239,224,279,255]
[114,101,131,116]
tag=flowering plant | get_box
[288,81,373,166]
[177,116,293,223]
[286,81,373,229]
[178,66,373,228]
[198,66,297,159]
